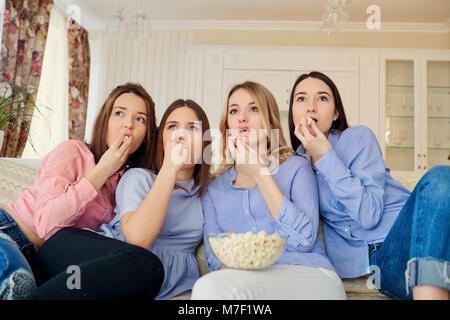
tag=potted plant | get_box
[0,86,39,152]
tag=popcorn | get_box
[300,117,314,126]
[208,231,286,269]
[124,136,129,142]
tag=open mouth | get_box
[300,117,318,126]
[237,128,252,136]
[308,117,318,124]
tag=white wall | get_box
[84,29,194,142]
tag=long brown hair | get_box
[215,81,293,177]
[155,99,211,196]
[288,71,349,152]
[88,83,157,171]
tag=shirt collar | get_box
[294,144,311,162]
[226,167,238,186]
[175,177,200,196]
[109,167,126,186]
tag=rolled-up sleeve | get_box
[275,159,319,252]
[33,141,99,239]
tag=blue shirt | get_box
[202,155,337,273]
[97,168,203,300]
[295,125,411,278]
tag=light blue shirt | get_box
[296,125,411,278]
[202,155,337,273]
[97,168,203,300]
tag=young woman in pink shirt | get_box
[0,83,164,300]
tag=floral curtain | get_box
[68,25,90,141]
[0,0,53,157]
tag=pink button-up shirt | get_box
[5,140,123,240]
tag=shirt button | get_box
[302,240,308,245]
[316,171,320,175]
[245,209,249,213]
[344,228,349,232]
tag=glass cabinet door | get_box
[426,61,450,169]
[384,60,416,172]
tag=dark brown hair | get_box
[288,71,349,152]
[88,82,157,171]
[155,99,211,196]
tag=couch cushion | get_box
[0,159,38,204]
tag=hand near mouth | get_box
[294,118,332,167]
[163,135,190,171]
[227,136,269,177]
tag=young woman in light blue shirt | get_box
[288,71,450,300]
[191,81,346,300]
[97,99,212,299]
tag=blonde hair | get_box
[215,81,293,178]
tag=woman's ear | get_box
[333,110,339,121]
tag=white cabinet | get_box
[223,70,291,111]
[380,56,419,174]
[422,57,450,172]
[380,54,450,176]
[184,45,450,175]
[189,46,361,144]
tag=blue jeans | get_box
[0,208,37,299]
[370,165,450,300]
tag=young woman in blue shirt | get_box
[288,71,449,300]
[97,99,212,299]
[191,81,346,299]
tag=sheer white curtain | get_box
[83,31,104,144]
[0,0,5,47]
[22,6,68,159]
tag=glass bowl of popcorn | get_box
[207,231,287,270]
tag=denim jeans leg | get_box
[0,232,36,300]
[370,188,416,300]
[0,208,37,300]
[371,165,450,300]
[405,166,450,295]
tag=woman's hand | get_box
[98,134,132,177]
[294,118,332,167]
[227,136,269,178]
[87,134,132,190]
[162,133,189,173]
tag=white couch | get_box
[0,158,421,300]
